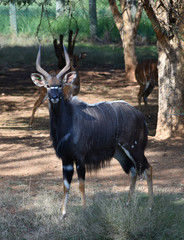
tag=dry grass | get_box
[0,183,183,240]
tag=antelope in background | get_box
[31,45,153,219]
[29,29,87,129]
[135,59,158,117]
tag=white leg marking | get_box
[130,167,137,177]
[63,165,74,171]
[144,170,148,180]
[76,165,80,170]
[62,192,69,216]
[64,179,70,190]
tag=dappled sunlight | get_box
[0,143,60,177]
[0,66,183,195]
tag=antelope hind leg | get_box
[144,164,153,209]
[127,168,137,206]
[114,146,137,206]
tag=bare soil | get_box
[0,67,183,198]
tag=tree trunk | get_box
[122,3,138,81]
[156,39,184,139]
[89,0,97,42]
[108,0,142,82]
[9,0,17,36]
[142,0,184,139]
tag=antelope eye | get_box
[47,85,50,88]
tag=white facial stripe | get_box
[64,179,70,189]
[50,86,59,90]
[63,165,74,171]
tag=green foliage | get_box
[0,0,51,6]
[0,6,9,34]
[0,1,156,44]
[136,46,158,62]
[137,10,156,44]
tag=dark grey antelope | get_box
[31,45,153,219]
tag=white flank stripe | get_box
[119,144,136,168]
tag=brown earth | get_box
[0,67,183,199]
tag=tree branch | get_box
[108,0,124,31]
[35,4,44,41]
[133,0,143,34]
[141,0,168,45]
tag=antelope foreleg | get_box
[138,85,145,111]
[29,91,47,128]
[79,179,86,207]
[61,164,74,219]
[76,162,86,207]
[61,180,70,218]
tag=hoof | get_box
[148,202,153,211]
[148,206,153,212]
[60,213,66,221]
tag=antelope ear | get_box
[31,73,46,87]
[63,71,77,85]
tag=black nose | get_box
[51,96,59,103]
[52,93,58,100]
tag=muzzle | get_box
[49,87,62,104]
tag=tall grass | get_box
[0,184,183,240]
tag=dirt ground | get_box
[0,66,183,198]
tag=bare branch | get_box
[141,0,167,44]
[108,0,124,31]
[133,0,143,33]
[45,9,55,40]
